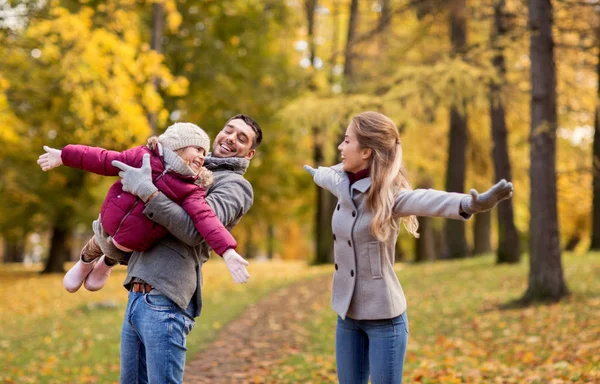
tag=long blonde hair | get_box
[350,112,419,241]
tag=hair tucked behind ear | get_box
[350,112,419,241]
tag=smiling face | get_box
[179,146,206,174]
[212,118,257,159]
[338,125,372,174]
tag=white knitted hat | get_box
[158,122,211,154]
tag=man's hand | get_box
[223,249,250,284]
[37,146,63,171]
[303,165,316,176]
[112,154,158,202]
[92,215,130,264]
[461,179,514,215]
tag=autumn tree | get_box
[522,0,568,301]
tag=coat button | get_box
[352,211,356,217]
[335,263,338,270]
[348,240,352,247]
[337,204,340,210]
[350,270,354,277]
[333,234,336,241]
[148,212,154,219]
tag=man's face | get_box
[212,118,256,159]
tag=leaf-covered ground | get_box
[263,253,600,383]
[0,260,329,383]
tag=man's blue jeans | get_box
[120,291,197,384]
[336,312,409,384]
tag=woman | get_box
[304,111,513,384]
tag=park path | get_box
[184,274,332,384]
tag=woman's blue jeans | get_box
[120,291,197,384]
[336,312,409,384]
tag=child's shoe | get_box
[63,257,98,293]
[84,255,114,291]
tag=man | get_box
[94,114,262,383]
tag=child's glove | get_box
[460,179,514,215]
[223,249,250,284]
[37,146,63,171]
[112,154,158,202]
[304,165,316,176]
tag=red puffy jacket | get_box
[61,144,237,254]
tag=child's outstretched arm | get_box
[37,146,63,171]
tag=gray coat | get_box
[313,164,469,320]
[122,156,253,317]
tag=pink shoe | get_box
[63,257,98,293]
[84,255,115,291]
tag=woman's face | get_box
[179,146,206,174]
[338,125,371,174]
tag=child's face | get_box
[179,146,206,174]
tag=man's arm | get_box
[143,193,203,246]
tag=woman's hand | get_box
[461,179,514,215]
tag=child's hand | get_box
[223,249,250,284]
[37,146,63,171]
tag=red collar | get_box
[346,168,370,185]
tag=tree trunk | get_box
[473,210,492,255]
[42,225,69,274]
[148,2,164,135]
[415,216,436,262]
[444,0,469,259]
[343,0,359,89]
[394,236,405,262]
[244,225,258,259]
[305,0,317,67]
[267,223,275,260]
[491,0,521,263]
[313,127,334,264]
[591,30,600,250]
[378,0,392,33]
[3,237,25,263]
[522,0,568,302]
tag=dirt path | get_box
[184,274,332,384]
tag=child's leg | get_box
[84,240,132,291]
[63,236,101,293]
[81,235,104,262]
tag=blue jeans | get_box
[120,291,197,384]
[336,312,409,384]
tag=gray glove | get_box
[304,165,316,176]
[92,215,130,264]
[461,179,514,215]
[112,154,158,202]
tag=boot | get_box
[84,255,115,291]
[63,257,98,293]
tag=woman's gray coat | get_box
[313,164,469,320]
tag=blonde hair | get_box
[349,112,419,240]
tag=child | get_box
[38,122,249,292]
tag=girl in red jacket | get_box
[38,122,250,293]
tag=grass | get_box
[268,252,600,384]
[0,259,330,384]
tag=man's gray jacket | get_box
[122,156,253,317]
